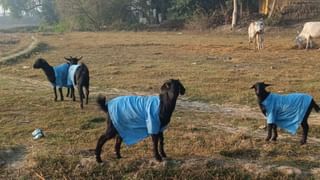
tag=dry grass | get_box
[1,29,320,179]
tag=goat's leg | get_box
[261,35,264,49]
[254,35,258,50]
[306,36,310,49]
[151,134,162,161]
[256,34,260,50]
[301,120,309,145]
[95,125,117,163]
[66,88,70,98]
[78,85,84,109]
[271,124,278,141]
[265,124,273,141]
[300,102,313,145]
[114,136,122,159]
[85,86,89,105]
[58,87,64,101]
[53,87,57,101]
[159,132,166,158]
[71,87,76,101]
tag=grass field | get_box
[1,29,320,179]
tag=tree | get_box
[268,0,277,18]
[0,0,9,16]
[231,0,237,30]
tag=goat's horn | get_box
[77,56,83,60]
[64,57,70,60]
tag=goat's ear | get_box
[179,84,186,95]
[160,82,170,92]
[64,57,71,61]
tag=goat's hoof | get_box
[96,157,103,163]
[300,140,307,145]
[160,153,167,158]
[155,155,162,162]
[271,137,277,141]
[116,155,122,159]
[265,138,271,142]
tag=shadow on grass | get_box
[80,117,105,130]
[0,145,27,165]
[220,148,260,160]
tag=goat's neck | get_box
[41,63,55,83]
[159,92,178,127]
[258,91,270,104]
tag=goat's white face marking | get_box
[255,21,264,33]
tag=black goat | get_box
[33,58,71,101]
[64,56,90,109]
[95,79,185,163]
[251,82,320,144]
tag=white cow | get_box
[248,19,264,50]
[296,22,320,49]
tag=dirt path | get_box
[0,35,39,63]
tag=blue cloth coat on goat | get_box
[106,96,166,146]
[53,63,70,87]
[261,93,312,134]
[67,64,80,86]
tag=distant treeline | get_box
[0,16,40,30]
[1,0,319,31]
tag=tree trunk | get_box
[231,0,237,30]
[268,0,277,18]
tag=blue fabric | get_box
[262,93,312,134]
[107,96,165,146]
[67,64,80,86]
[53,63,70,88]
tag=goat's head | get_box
[64,56,83,65]
[295,36,305,49]
[251,82,271,101]
[161,79,185,97]
[255,20,264,33]
[33,58,48,69]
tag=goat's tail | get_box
[313,100,320,112]
[97,95,108,113]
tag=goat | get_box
[64,56,90,109]
[296,22,320,49]
[251,82,320,145]
[248,19,264,50]
[33,58,71,101]
[95,79,185,163]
